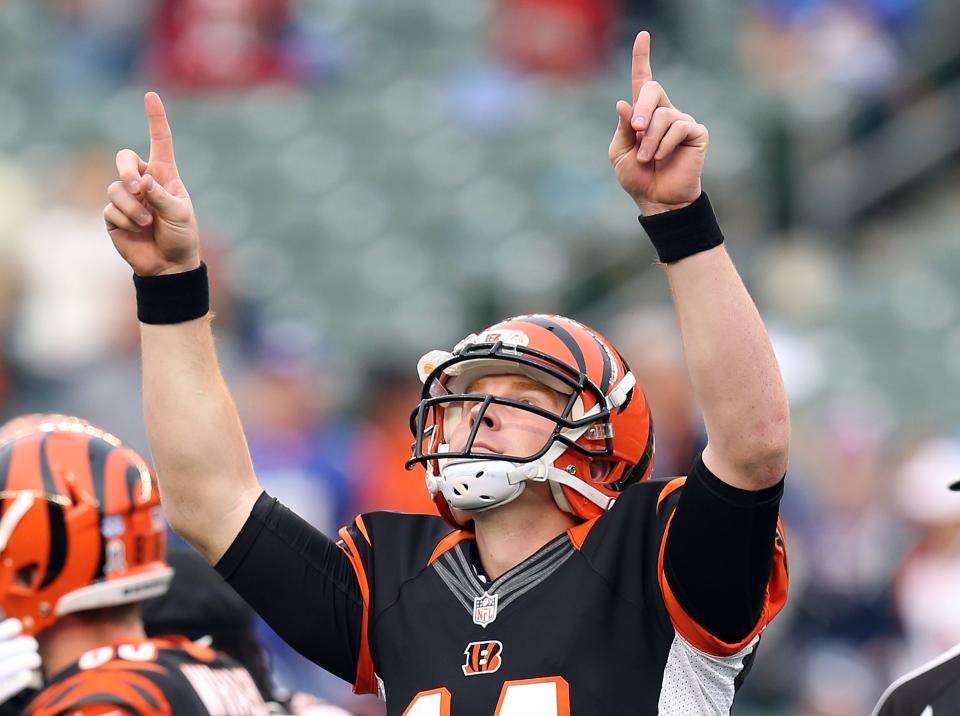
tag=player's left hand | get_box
[105,92,200,277]
[0,618,40,705]
[609,31,708,216]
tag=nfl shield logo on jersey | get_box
[473,592,499,627]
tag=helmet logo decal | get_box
[105,539,127,576]
[472,592,499,628]
[101,515,125,539]
[453,330,530,355]
[476,329,528,347]
[149,506,166,533]
[462,640,503,675]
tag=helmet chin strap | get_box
[542,465,616,512]
[513,442,616,511]
[433,457,530,512]
[428,456,616,514]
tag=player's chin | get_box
[449,505,474,525]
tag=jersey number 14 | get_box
[403,677,570,715]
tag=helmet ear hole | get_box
[15,563,39,589]
[589,460,614,483]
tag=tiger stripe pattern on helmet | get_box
[0,415,170,636]
[408,314,654,524]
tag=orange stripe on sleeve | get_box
[354,515,371,546]
[337,526,377,695]
[657,512,789,656]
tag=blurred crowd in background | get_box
[1,0,959,713]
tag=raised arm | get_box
[609,32,789,491]
[104,92,261,561]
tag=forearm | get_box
[608,34,788,487]
[141,315,261,560]
[665,244,789,489]
[106,95,262,561]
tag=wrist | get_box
[638,192,724,264]
[635,199,693,217]
[134,262,210,324]
[154,258,202,277]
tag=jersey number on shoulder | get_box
[79,642,158,669]
[402,677,570,716]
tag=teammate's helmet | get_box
[407,314,654,526]
[0,415,172,636]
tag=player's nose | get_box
[467,399,499,431]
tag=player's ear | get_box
[589,460,614,482]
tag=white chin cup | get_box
[429,458,550,512]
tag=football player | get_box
[103,31,790,714]
[0,414,273,715]
[143,544,358,716]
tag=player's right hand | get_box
[104,91,201,277]
[0,618,40,705]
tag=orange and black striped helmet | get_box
[407,314,654,525]
[0,415,172,636]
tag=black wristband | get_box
[133,262,209,324]
[638,192,724,263]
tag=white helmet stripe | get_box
[0,493,35,553]
[607,371,636,409]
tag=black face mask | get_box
[405,341,615,472]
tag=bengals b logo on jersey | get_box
[462,640,503,676]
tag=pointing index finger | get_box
[144,91,176,166]
[631,31,652,104]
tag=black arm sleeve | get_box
[214,492,363,684]
[664,455,784,643]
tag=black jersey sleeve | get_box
[659,454,789,655]
[574,453,788,658]
[663,454,786,644]
[214,492,364,686]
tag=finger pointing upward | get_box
[144,91,177,167]
[631,31,652,104]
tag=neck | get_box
[38,614,146,679]
[471,484,578,581]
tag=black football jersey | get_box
[26,635,270,715]
[216,455,787,716]
[872,644,960,716]
[335,477,787,715]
